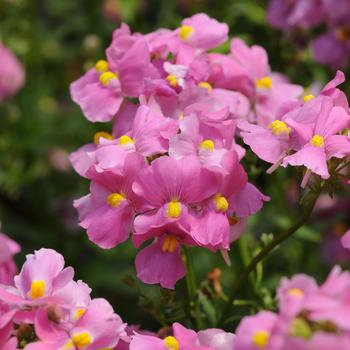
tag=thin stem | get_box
[218,186,322,327]
[183,247,204,330]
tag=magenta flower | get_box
[26,298,126,350]
[277,274,319,318]
[169,114,235,173]
[197,328,236,350]
[70,24,152,122]
[0,44,25,101]
[0,249,76,324]
[234,311,279,350]
[267,0,324,31]
[74,152,146,249]
[133,155,218,233]
[176,13,228,51]
[341,229,350,249]
[312,29,350,69]
[133,222,193,289]
[130,322,233,350]
[282,96,350,179]
[209,38,303,125]
[0,233,20,286]
[112,105,178,157]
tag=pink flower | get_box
[282,96,350,179]
[341,229,350,249]
[234,311,279,350]
[169,114,235,173]
[112,105,178,157]
[133,155,218,232]
[197,329,236,350]
[0,233,20,285]
[267,0,324,31]
[130,322,225,350]
[134,222,192,289]
[27,298,127,350]
[177,13,228,51]
[277,274,319,318]
[74,152,146,249]
[70,24,152,122]
[0,44,25,101]
[0,249,74,310]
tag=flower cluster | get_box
[267,0,350,69]
[0,248,127,349]
[68,13,302,289]
[235,266,350,350]
[0,246,236,350]
[239,71,350,187]
[0,43,25,101]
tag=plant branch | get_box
[183,247,204,330]
[218,185,322,327]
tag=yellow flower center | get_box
[95,59,109,73]
[161,235,179,253]
[166,74,179,87]
[198,81,212,93]
[252,331,269,349]
[93,131,114,144]
[164,336,179,350]
[268,120,291,136]
[106,193,125,207]
[310,134,324,147]
[118,135,135,145]
[99,71,118,86]
[74,308,87,320]
[288,288,304,297]
[213,194,229,212]
[29,280,46,300]
[303,94,315,103]
[167,199,181,218]
[255,76,272,89]
[71,332,92,349]
[179,25,194,41]
[199,139,215,151]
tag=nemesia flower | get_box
[133,222,193,289]
[26,298,126,350]
[74,152,146,248]
[0,248,74,312]
[235,267,350,350]
[341,229,350,249]
[209,38,303,125]
[267,0,324,31]
[234,311,278,350]
[176,13,229,51]
[130,322,234,350]
[312,29,350,69]
[70,24,153,122]
[0,43,25,101]
[132,155,218,233]
[108,104,178,157]
[0,233,20,285]
[0,248,127,349]
[197,328,236,350]
[282,96,350,179]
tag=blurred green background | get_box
[0,0,349,330]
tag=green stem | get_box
[183,247,204,330]
[218,186,322,327]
